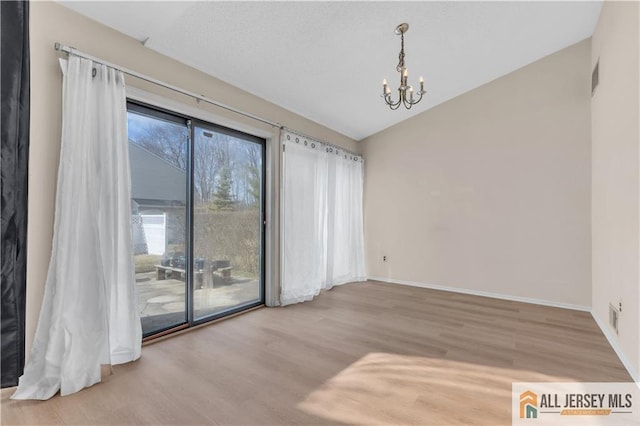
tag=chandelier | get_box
[382,23,425,110]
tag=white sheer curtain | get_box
[326,148,366,287]
[281,131,365,306]
[281,138,328,304]
[12,56,141,400]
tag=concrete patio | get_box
[136,271,260,320]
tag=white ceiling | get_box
[59,1,602,141]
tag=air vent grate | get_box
[592,60,599,96]
[609,303,618,334]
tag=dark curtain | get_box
[1,0,30,388]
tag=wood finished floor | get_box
[1,281,631,425]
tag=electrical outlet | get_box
[383,255,387,262]
[609,303,619,334]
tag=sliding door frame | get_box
[190,118,266,327]
[127,98,266,337]
[127,85,280,308]
[128,101,190,337]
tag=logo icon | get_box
[520,390,538,419]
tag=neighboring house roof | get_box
[129,142,186,206]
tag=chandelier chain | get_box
[396,32,405,73]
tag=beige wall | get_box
[591,1,640,380]
[27,2,357,355]
[362,39,592,308]
[27,1,639,381]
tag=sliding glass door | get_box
[192,122,264,321]
[128,105,188,336]
[127,102,264,337]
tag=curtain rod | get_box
[282,127,362,159]
[54,42,282,129]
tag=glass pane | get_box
[128,109,188,336]
[192,125,263,320]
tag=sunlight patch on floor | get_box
[298,352,563,425]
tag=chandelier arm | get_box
[402,90,411,110]
[409,90,424,106]
[384,93,402,109]
[384,94,396,108]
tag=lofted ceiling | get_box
[58,1,602,141]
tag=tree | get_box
[214,166,234,210]
[133,125,187,170]
[244,145,261,208]
[193,137,221,204]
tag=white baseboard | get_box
[368,276,638,384]
[368,276,591,312]
[591,311,640,384]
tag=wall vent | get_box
[591,60,599,96]
[609,303,619,334]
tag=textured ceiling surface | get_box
[59,1,602,141]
